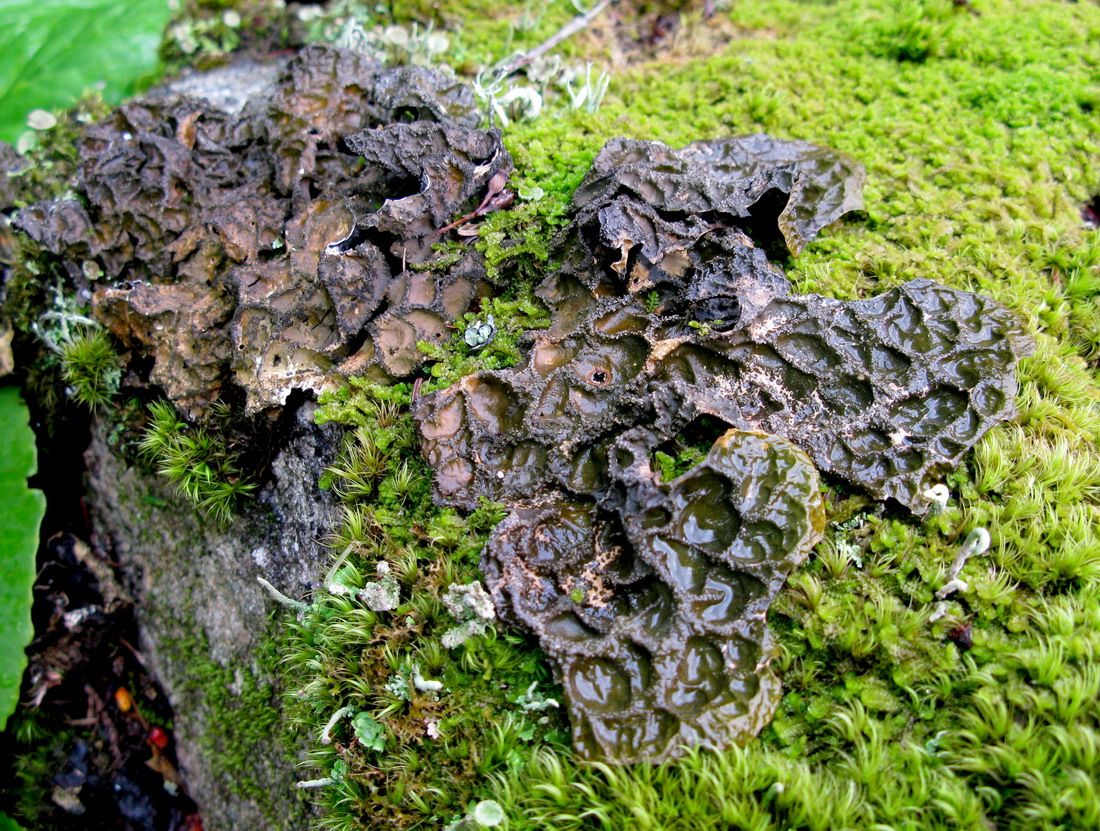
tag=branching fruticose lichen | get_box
[416,133,1032,762]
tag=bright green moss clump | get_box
[139,401,258,523]
[285,380,569,829]
[285,0,1100,827]
[57,329,120,410]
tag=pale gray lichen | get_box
[515,681,560,713]
[358,562,399,612]
[256,577,310,615]
[412,665,444,693]
[351,712,385,752]
[936,527,991,600]
[384,672,410,701]
[463,314,496,350]
[440,581,496,648]
[442,581,496,619]
[320,705,356,745]
[922,484,951,516]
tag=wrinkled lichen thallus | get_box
[414,133,1032,763]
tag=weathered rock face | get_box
[16,46,509,418]
[85,403,343,831]
[415,134,1033,762]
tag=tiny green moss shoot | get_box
[139,401,257,523]
[58,329,121,409]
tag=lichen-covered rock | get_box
[15,46,507,418]
[85,403,343,830]
[415,133,1032,762]
[483,430,824,763]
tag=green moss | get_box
[390,0,581,73]
[0,712,75,826]
[275,0,1100,827]
[417,286,551,393]
[57,329,120,410]
[164,626,305,822]
[4,93,111,207]
[160,0,286,72]
[286,382,567,829]
[139,401,257,523]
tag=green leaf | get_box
[351,712,386,752]
[0,0,171,143]
[0,387,45,730]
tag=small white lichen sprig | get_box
[565,62,610,114]
[440,581,496,648]
[256,577,310,617]
[515,681,559,712]
[922,483,951,517]
[936,527,991,600]
[929,527,992,623]
[256,546,400,620]
[473,56,611,130]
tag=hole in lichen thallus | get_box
[651,415,733,482]
[1083,194,1100,229]
[587,367,611,386]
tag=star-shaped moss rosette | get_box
[415,134,1033,762]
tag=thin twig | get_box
[494,0,616,76]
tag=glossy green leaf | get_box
[0,811,28,831]
[0,0,170,143]
[0,386,45,730]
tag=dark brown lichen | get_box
[483,429,825,763]
[15,46,508,418]
[415,133,1032,762]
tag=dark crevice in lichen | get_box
[1083,193,1100,229]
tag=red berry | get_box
[148,726,169,748]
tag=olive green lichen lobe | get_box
[483,429,825,763]
[418,134,1032,516]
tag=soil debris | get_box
[2,533,199,830]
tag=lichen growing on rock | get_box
[15,45,511,418]
[415,133,1033,762]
